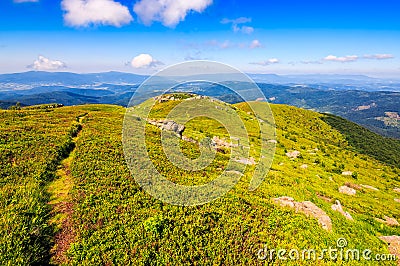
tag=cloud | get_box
[221,17,251,25]
[206,40,232,49]
[249,39,262,49]
[301,60,323,65]
[134,0,212,27]
[221,17,254,34]
[250,58,279,66]
[240,26,254,34]
[323,55,358,63]
[14,0,38,2]
[27,56,67,71]
[363,54,394,60]
[61,0,133,27]
[130,54,163,68]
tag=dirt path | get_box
[47,113,87,264]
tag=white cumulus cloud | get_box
[62,0,133,27]
[323,55,358,63]
[27,56,67,71]
[250,58,279,66]
[249,39,262,49]
[134,0,212,27]
[363,54,394,60]
[130,54,163,68]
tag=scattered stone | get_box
[278,162,284,166]
[339,185,357,196]
[331,200,353,220]
[379,236,400,264]
[285,150,300,159]
[267,139,277,144]
[300,164,308,169]
[316,192,332,202]
[342,171,353,176]
[376,216,399,227]
[360,184,379,191]
[153,94,181,103]
[395,199,400,203]
[182,136,197,144]
[345,182,362,190]
[394,188,400,193]
[212,136,239,148]
[273,196,332,231]
[147,119,185,137]
[233,157,256,165]
[329,176,334,182]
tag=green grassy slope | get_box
[0,107,86,265]
[0,98,399,265]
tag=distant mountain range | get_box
[0,71,399,138]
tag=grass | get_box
[0,98,399,265]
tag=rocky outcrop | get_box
[273,196,332,231]
[147,119,185,137]
[331,200,353,220]
[339,185,357,196]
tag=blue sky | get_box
[0,0,399,77]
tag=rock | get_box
[379,236,400,264]
[211,136,238,148]
[300,164,308,169]
[273,196,296,208]
[273,196,332,231]
[339,185,357,196]
[376,216,399,226]
[316,192,332,202]
[278,162,284,166]
[285,150,300,159]
[345,182,362,190]
[360,184,379,191]
[147,119,185,137]
[267,139,277,144]
[331,200,353,220]
[394,188,400,193]
[233,157,256,165]
[395,199,400,203]
[342,171,353,176]
[182,136,197,144]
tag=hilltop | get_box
[0,95,399,265]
